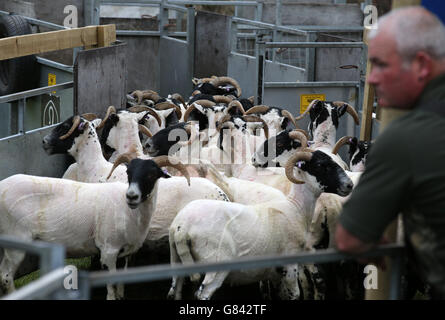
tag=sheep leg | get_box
[168,276,185,300]
[100,248,120,300]
[259,280,272,300]
[195,271,229,300]
[167,229,184,300]
[0,248,26,294]
[278,264,300,300]
[115,256,128,300]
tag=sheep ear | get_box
[91,118,102,128]
[192,78,199,86]
[296,161,305,169]
[160,168,171,179]
[337,104,348,117]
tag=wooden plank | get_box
[359,28,375,141]
[97,24,116,48]
[0,25,116,61]
[392,0,421,9]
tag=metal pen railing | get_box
[79,243,404,300]
[0,235,68,300]
[0,82,73,137]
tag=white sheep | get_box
[0,155,189,300]
[167,148,353,300]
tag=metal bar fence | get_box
[0,235,66,299]
[80,243,404,300]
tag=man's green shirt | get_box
[339,73,445,290]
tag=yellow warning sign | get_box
[48,73,56,86]
[299,94,326,114]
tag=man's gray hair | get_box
[369,6,445,63]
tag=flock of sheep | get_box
[0,75,372,300]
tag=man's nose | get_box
[367,68,378,85]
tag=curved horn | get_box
[210,76,242,97]
[332,101,360,125]
[281,110,298,128]
[242,115,269,140]
[291,128,310,141]
[284,149,313,184]
[59,116,81,140]
[192,100,216,108]
[131,90,144,103]
[154,101,182,120]
[106,152,137,180]
[332,136,353,155]
[183,100,216,122]
[288,130,308,149]
[141,92,161,103]
[177,122,198,147]
[226,100,246,115]
[244,105,270,115]
[81,113,99,121]
[128,106,162,127]
[183,105,197,122]
[216,115,233,132]
[171,93,185,106]
[295,99,320,121]
[152,156,190,186]
[213,95,234,105]
[96,106,117,130]
[138,124,153,138]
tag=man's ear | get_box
[413,51,434,83]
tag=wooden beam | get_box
[391,0,421,9]
[0,25,116,61]
[97,24,116,48]
[359,28,375,141]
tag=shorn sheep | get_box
[167,148,353,300]
[0,155,190,300]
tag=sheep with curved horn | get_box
[209,76,242,97]
[167,147,353,300]
[0,152,192,299]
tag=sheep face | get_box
[252,130,301,168]
[100,111,145,154]
[144,122,189,156]
[308,101,348,140]
[261,107,289,132]
[349,138,372,172]
[192,82,236,96]
[125,158,171,209]
[42,116,92,155]
[296,150,353,196]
